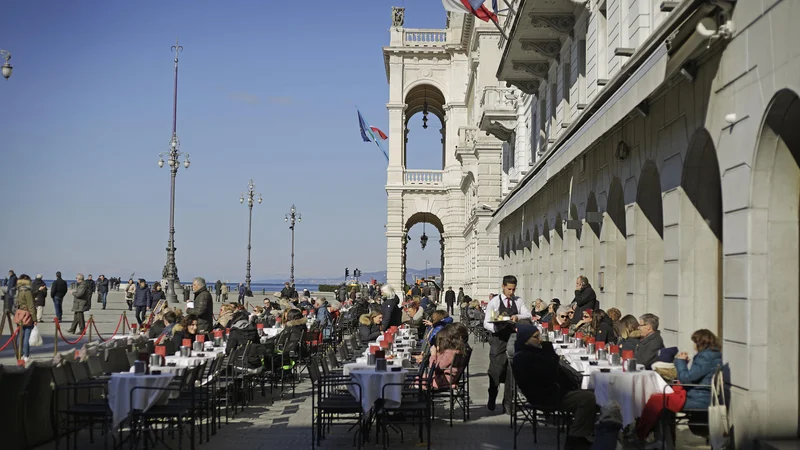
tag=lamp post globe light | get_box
[284,205,301,286]
[240,179,262,292]
[1,50,13,80]
[158,39,190,304]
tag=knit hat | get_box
[515,324,539,348]
[657,347,679,363]
[583,308,594,317]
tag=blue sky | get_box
[0,0,449,281]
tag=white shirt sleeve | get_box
[515,297,532,320]
[483,295,500,333]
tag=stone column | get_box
[386,190,405,290]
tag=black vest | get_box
[495,296,519,340]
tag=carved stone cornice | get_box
[529,13,576,34]
[505,80,541,96]
[519,39,562,59]
[512,61,550,78]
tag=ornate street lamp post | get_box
[0,50,13,79]
[284,205,302,286]
[239,179,262,291]
[158,39,190,304]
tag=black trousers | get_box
[68,312,85,333]
[560,390,596,438]
[135,306,147,325]
[487,334,514,404]
[445,302,454,315]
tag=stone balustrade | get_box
[404,169,443,186]
[403,29,448,47]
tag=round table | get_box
[108,372,175,430]
[348,367,408,412]
[587,369,674,426]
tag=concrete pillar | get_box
[550,229,564,302]
[599,212,627,312]
[385,190,404,289]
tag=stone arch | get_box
[581,192,601,293]
[632,159,665,318]
[599,177,628,311]
[586,191,601,237]
[403,83,447,170]
[403,78,448,108]
[749,88,800,437]
[404,211,445,286]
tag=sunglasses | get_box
[558,315,567,319]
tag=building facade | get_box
[489,0,800,445]
[383,8,509,296]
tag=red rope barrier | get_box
[0,327,20,352]
[54,318,89,345]
[90,314,125,342]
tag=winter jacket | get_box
[619,330,641,353]
[674,349,722,410]
[148,320,166,339]
[7,273,17,295]
[402,307,424,331]
[51,277,68,299]
[381,295,403,330]
[426,316,454,345]
[512,341,579,408]
[570,284,598,324]
[133,284,153,308]
[187,286,214,332]
[444,289,455,304]
[280,317,307,356]
[31,278,47,307]
[14,279,35,315]
[429,347,467,389]
[594,315,618,344]
[72,280,91,312]
[568,321,594,337]
[634,330,665,369]
[97,278,109,294]
[150,288,164,306]
[358,314,381,342]
[87,279,96,294]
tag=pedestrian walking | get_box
[14,274,35,361]
[133,279,152,326]
[51,271,68,322]
[67,274,90,334]
[125,278,136,311]
[5,270,17,313]
[238,283,246,305]
[215,279,222,302]
[32,274,47,323]
[444,286,455,316]
[96,274,109,309]
[221,283,229,302]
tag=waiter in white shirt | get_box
[482,275,531,413]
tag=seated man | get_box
[512,325,596,450]
[635,313,665,369]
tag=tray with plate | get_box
[489,318,514,325]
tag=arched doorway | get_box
[751,89,800,437]
[680,128,723,344]
[404,84,446,170]
[633,160,665,318]
[404,212,445,289]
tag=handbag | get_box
[708,369,730,449]
[29,325,43,346]
[14,309,33,327]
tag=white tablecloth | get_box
[344,358,407,375]
[165,352,216,367]
[587,370,673,426]
[348,368,408,412]
[108,373,175,430]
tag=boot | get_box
[487,388,498,411]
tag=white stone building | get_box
[383,8,510,296]
[483,0,800,445]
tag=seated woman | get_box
[358,311,383,343]
[569,308,595,337]
[675,329,722,410]
[617,314,641,352]
[423,310,453,346]
[279,308,308,355]
[226,310,267,371]
[214,304,235,330]
[402,299,425,338]
[429,323,470,390]
[592,309,617,344]
[549,305,571,330]
[149,310,178,339]
[172,314,207,343]
[531,298,549,321]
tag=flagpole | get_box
[356,105,390,163]
[490,16,509,41]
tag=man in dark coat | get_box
[187,277,214,333]
[570,276,598,325]
[86,274,96,299]
[96,274,109,309]
[5,270,17,312]
[51,271,68,322]
[68,274,91,334]
[280,282,292,299]
[444,286,456,315]
[32,274,47,323]
[635,313,665,369]
[215,280,223,302]
[133,279,152,326]
[410,283,421,298]
[513,325,596,450]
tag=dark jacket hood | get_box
[16,278,31,290]
[359,314,373,326]
[285,317,307,328]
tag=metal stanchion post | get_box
[122,311,128,335]
[16,322,23,363]
[88,314,93,342]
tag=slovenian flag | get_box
[442,0,498,22]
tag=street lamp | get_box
[284,205,302,285]
[240,179,262,292]
[1,50,13,80]
[158,39,190,304]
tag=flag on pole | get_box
[492,0,498,13]
[442,0,498,22]
[357,109,389,162]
